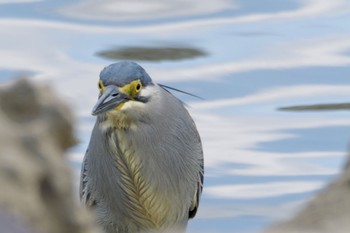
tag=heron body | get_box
[80,61,204,233]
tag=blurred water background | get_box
[1,1,350,232]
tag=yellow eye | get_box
[135,82,142,93]
[98,80,104,91]
[122,80,142,98]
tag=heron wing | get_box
[79,149,97,207]
[189,159,204,219]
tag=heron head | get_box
[92,61,154,116]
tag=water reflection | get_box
[1,0,350,233]
[60,0,235,21]
[279,103,350,111]
[96,46,207,61]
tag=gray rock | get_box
[0,79,101,233]
[264,155,350,233]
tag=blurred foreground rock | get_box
[0,79,100,233]
[264,155,350,233]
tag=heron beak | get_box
[92,85,129,116]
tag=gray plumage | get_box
[80,61,204,233]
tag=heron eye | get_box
[98,80,103,90]
[135,83,142,92]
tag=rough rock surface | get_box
[0,79,100,233]
[264,155,350,233]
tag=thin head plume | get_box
[158,84,204,100]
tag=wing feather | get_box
[189,159,204,219]
[79,149,97,207]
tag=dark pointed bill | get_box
[92,85,129,116]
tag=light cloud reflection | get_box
[60,0,236,21]
[205,181,324,199]
[1,0,348,34]
[190,85,350,110]
[151,36,350,82]
[196,200,306,220]
[192,111,350,176]
[57,0,350,33]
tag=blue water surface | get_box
[1,1,350,233]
